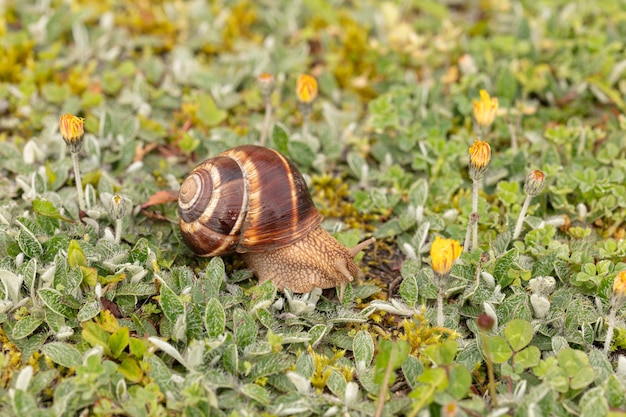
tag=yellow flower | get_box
[473,89,498,128]
[613,271,626,298]
[468,139,491,179]
[430,236,462,276]
[59,113,85,153]
[296,74,318,104]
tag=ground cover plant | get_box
[1,0,626,416]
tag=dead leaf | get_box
[141,190,178,209]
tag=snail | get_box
[178,145,374,294]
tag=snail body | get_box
[178,145,373,293]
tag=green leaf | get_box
[116,282,156,297]
[399,273,419,307]
[504,319,534,351]
[486,336,513,364]
[447,364,472,400]
[118,357,144,383]
[204,298,225,338]
[326,369,347,399]
[580,387,608,417]
[493,249,517,288]
[374,339,410,385]
[416,367,448,391]
[159,283,185,324]
[544,365,569,393]
[12,316,44,340]
[288,141,315,168]
[308,324,328,346]
[109,326,130,359]
[67,240,88,268]
[81,321,111,355]
[514,346,540,372]
[129,337,147,358]
[353,330,374,369]
[206,257,225,290]
[241,383,271,405]
[248,353,292,380]
[196,93,227,127]
[439,340,458,366]
[233,308,256,348]
[557,348,589,377]
[272,124,289,155]
[77,300,100,322]
[41,342,82,368]
[401,355,424,388]
[38,289,77,319]
[571,366,595,390]
[33,199,71,222]
[223,344,239,374]
[11,390,38,415]
[80,266,98,287]
[17,228,43,259]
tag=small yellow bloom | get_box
[613,271,626,298]
[469,139,491,172]
[296,74,318,104]
[430,236,462,276]
[473,89,498,128]
[524,169,546,197]
[59,113,85,153]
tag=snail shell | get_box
[178,145,373,293]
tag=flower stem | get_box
[436,279,445,327]
[604,302,617,355]
[302,115,309,140]
[259,100,272,146]
[513,195,532,240]
[115,218,123,244]
[481,330,499,408]
[71,152,85,212]
[374,353,394,417]
[471,178,479,250]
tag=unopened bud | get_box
[109,194,127,220]
[524,170,546,197]
[477,312,495,331]
[257,72,275,98]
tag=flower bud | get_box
[296,74,318,104]
[477,312,495,331]
[108,194,127,220]
[472,89,498,128]
[430,236,462,276]
[524,170,546,197]
[257,72,275,98]
[59,113,85,153]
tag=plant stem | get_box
[471,178,479,250]
[604,302,617,355]
[507,117,518,154]
[374,353,394,417]
[115,218,123,244]
[259,100,272,146]
[302,115,309,140]
[481,331,499,408]
[437,284,444,327]
[513,195,532,239]
[71,151,85,212]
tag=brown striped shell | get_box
[178,145,324,257]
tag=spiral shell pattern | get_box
[178,145,323,257]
